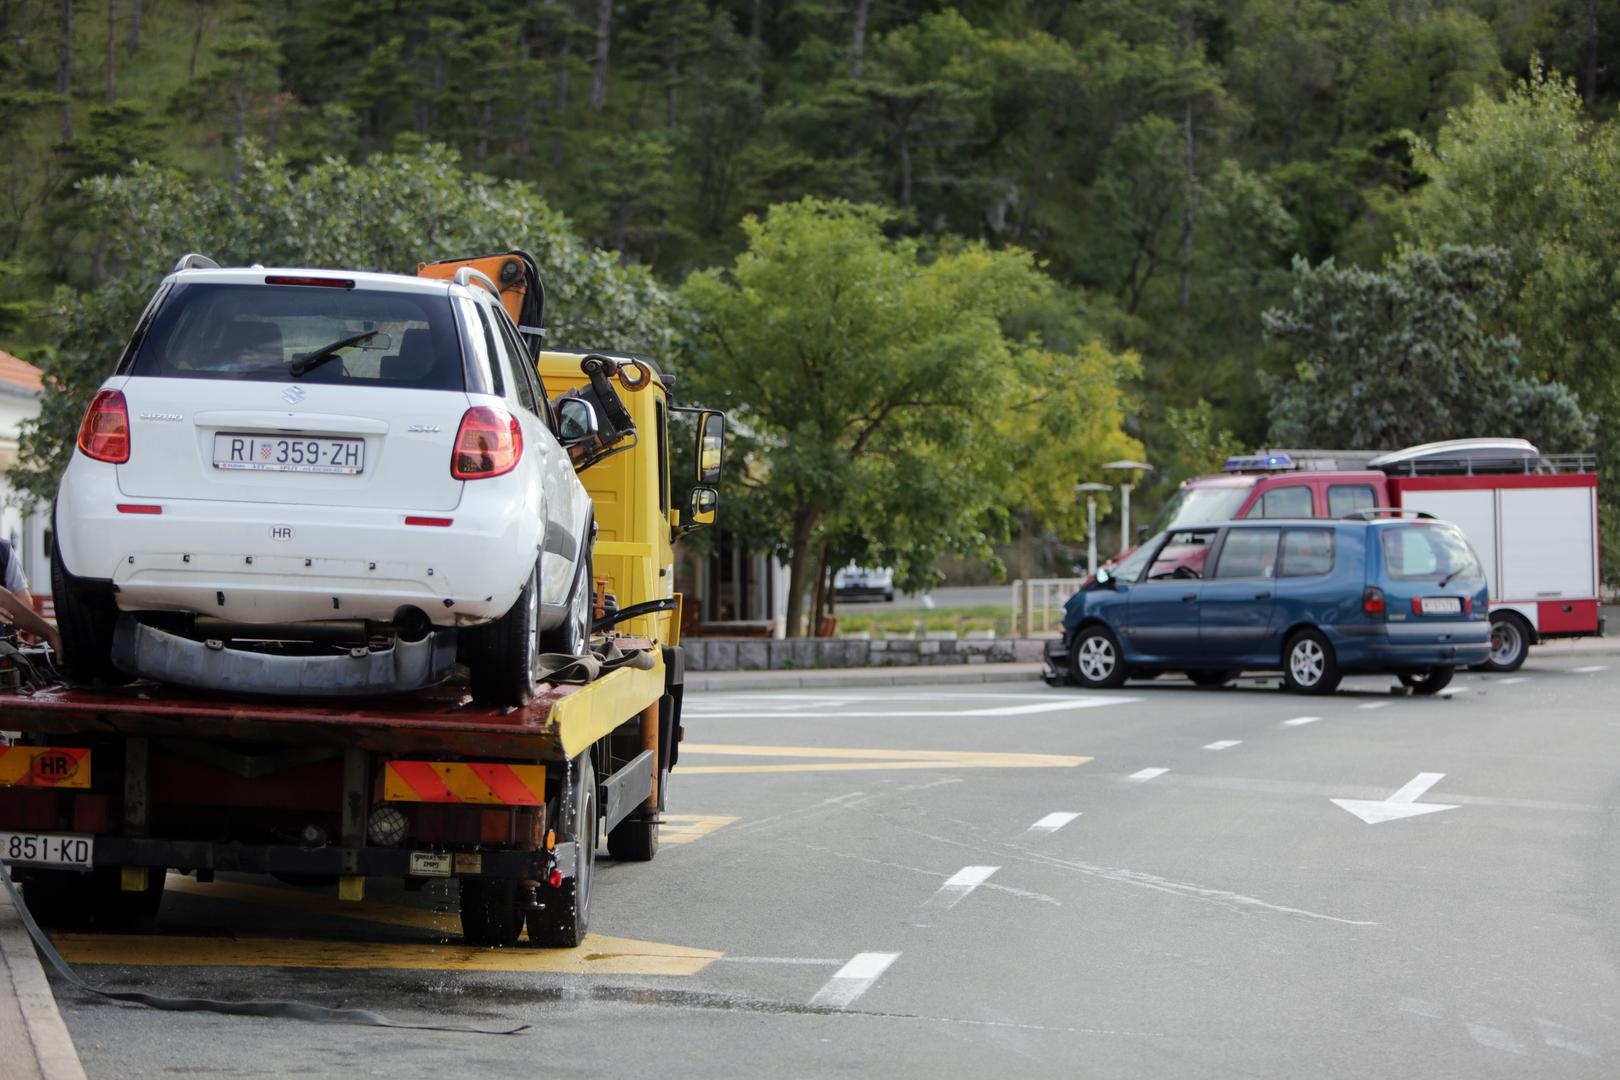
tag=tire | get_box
[20,869,94,929]
[607,810,659,862]
[1187,669,1234,688]
[50,544,132,686]
[1067,625,1129,689]
[1282,629,1342,695]
[1472,613,1530,673]
[540,551,593,658]
[459,877,525,947]
[469,560,542,707]
[1398,667,1454,695]
[529,755,596,947]
[89,866,165,931]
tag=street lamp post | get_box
[1074,482,1111,578]
[1102,460,1154,555]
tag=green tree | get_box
[1261,245,1593,452]
[680,196,1137,635]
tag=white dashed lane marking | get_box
[1202,740,1241,751]
[1027,812,1080,834]
[1572,665,1607,674]
[1126,768,1169,782]
[1358,701,1391,710]
[927,865,1000,909]
[1282,716,1321,727]
[1496,676,1530,685]
[809,952,901,1009]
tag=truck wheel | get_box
[1472,613,1530,673]
[51,545,133,687]
[459,877,525,947]
[529,756,596,947]
[1282,629,1342,695]
[1068,626,1129,689]
[469,560,542,707]
[607,811,659,862]
[1398,668,1454,695]
[20,869,94,929]
[540,551,592,658]
[90,866,165,931]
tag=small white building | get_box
[0,350,51,594]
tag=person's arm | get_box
[0,587,62,656]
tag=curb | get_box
[685,662,1046,692]
[0,875,88,1080]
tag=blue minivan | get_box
[1047,512,1491,695]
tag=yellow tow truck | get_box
[0,250,722,949]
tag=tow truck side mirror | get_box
[696,412,724,484]
[688,485,718,529]
[557,398,600,448]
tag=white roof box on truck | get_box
[1368,438,1541,475]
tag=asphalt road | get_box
[45,654,1620,1079]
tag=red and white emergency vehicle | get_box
[1146,438,1602,671]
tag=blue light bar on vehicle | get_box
[1223,453,1296,472]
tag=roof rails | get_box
[172,253,220,271]
[452,265,502,299]
[1342,508,1436,521]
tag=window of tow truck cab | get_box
[1146,485,1250,534]
[131,281,464,390]
[1381,524,1482,581]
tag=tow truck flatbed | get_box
[0,640,665,760]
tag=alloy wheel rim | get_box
[1291,639,1324,685]
[1078,636,1115,681]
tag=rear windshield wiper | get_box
[288,330,379,377]
[1438,567,1468,587]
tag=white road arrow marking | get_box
[1331,771,1459,824]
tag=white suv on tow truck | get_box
[53,256,596,706]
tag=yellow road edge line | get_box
[49,933,719,975]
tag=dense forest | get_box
[2,1,1618,611]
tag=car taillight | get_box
[1362,586,1386,618]
[451,406,522,479]
[77,390,130,463]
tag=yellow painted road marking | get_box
[50,933,720,975]
[104,875,721,975]
[679,744,1090,775]
[660,814,739,844]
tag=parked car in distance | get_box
[834,565,896,603]
[53,257,597,706]
[1046,512,1490,695]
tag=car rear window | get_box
[1380,524,1482,581]
[129,281,465,391]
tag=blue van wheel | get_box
[1069,626,1129,689]
[1282,629,1342,695]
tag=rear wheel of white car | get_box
[540,552,593,659]
[50,544,133,687]
[469,561,542,708]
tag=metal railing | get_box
[1009,578,1084,636]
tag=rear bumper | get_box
[1336,620,1490,670]
[111,617,458,697]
